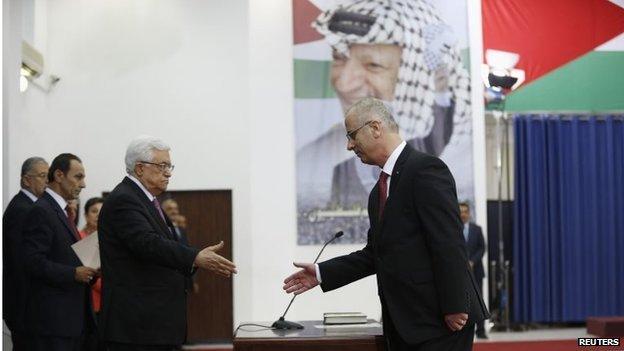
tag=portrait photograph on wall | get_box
[293,0,475,244]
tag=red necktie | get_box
[65,205,81,240]
[378,171,389,221]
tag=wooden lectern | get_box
[234,320,386,351]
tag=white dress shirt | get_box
[21,188,38,202]
[45,188,68,216]
[127,175,155,202]
[315,140,407,283]
[379,140,407,197]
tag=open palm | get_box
[282,262,319,295]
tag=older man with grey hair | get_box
[3,156,49,350]
[98,135,237,351]
[284,98,488,351]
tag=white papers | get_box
[71,232,100,269]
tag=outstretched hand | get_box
[282,262,319,295]
[194,241,237,278]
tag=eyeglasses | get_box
[345,120,374,141]
[26,172,48,179]
[139,161,175,173]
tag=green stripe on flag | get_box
[506,51,624,112]
[294,60,336,99]
[296,52,624,110]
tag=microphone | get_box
[272,231,344,330]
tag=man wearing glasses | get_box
[3,156,48,350]
[284,98,488,351]
[98,135,237,351]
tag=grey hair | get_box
[125,135,170,175]
[346,97,399,132]
[21,157,47,177]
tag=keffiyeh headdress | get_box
[313,0,471,141]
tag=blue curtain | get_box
[513,114,624,323]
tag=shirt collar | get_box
[381,140,407,176]
[20,188,38,202]
[127,175,155,202]
[45,188,68,213]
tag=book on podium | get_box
[323,312,367,325]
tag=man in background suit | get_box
[459,202,487,339]
[284,98,488,351]
[22,153,98,351]
[98,135,237,351]
[161,198,189,245]
[3,157,48,350]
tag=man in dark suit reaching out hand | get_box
[283,98,488,351]
[98,135,237,351]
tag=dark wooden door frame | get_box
[163,189,234,344]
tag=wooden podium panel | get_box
[234,320,386,351]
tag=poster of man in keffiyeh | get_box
[294,0,474,244]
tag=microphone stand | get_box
[272,231,344,330]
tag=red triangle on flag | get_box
[293,0,323,45]
[483,0,624,86]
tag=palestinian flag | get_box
[483,0,624,112]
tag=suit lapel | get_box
[369,181,381,250]
[123,177,174,239]
[17,191,35,204]
[370,144,413,242]
[147,200,173,238]
[370,182,380,225]
[42,192,78,243]
[388,144,412,197]
[378,145,412,228]
[162,211,177,241]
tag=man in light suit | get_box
[98,135,237,351]
[22,153,99,351]
[3,157,48,350]
[284,98,488,351]
[459,202,487,339]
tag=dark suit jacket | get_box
[172,225,195,290]
[2,191,35,330]
[98,177,199,345]
[330,102,455,208]
[21,191,95,337]
[466,223,485,281]
[319,145,489,345]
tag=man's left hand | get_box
[444,313,468,331]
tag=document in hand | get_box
[71,231,100,269]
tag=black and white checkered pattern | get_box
[313,0,471,143]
